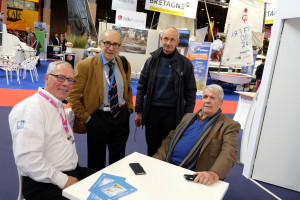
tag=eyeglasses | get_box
[101,41,120,49]
[49,74,76,85]
[162,37,177,43]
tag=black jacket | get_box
[255,63,264,80]
[135,47,196,125]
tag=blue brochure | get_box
[87,193,102,200]
[93,180,137,200]
[89,173,126,192]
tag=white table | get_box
[63,152,229,200]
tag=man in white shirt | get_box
[9,61,95,200]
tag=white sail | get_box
[222,8,254,67]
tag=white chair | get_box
[19,56,39,83]
[131,66,143,83]
[0,57,20,85]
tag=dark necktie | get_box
[108,61,119,118]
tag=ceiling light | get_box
[220,0,226,2]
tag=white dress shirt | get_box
[9,88,78,189]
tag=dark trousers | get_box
[86,108,130,171]
[145,105,177,156]
[22,165,95,200]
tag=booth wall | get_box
[251,17,300,192]
[243,0,300,192]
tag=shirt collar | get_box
[102,55,116,66]
[38,87,64,107]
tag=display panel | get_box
[178,30,190,47]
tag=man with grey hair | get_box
[26,27,32,46]
[68,30,133,171]
[153,84,241,186]
[9,61,95,199]
[135,25,197,156]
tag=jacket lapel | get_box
[93,54,103,102]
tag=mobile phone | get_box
[184,174,197,181]
[129,163,146,175]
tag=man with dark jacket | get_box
[255,59,265,92]
[135,26,196,156]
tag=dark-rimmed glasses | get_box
[101,41,120,49]
[49,74,76,85]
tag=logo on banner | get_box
[145,0,198,19]
[115,9,146,29]
[67,55,73,61]
[242,8,248,23]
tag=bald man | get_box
[135,26,197,156]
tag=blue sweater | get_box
[151,54,176,107]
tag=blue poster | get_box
[188,42,212,96]
[241,51,258,75]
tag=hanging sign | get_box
[265,3,276,24]
[112,0,137,11]
[188,42,212,96]
[222,8,254,67]
[115,9,146,29]
[145,0,198,19]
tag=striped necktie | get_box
[108,61,119,118]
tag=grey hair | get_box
[46,61,73,74]
[99,29,121,42]
[204,84,224,100]
[162,26,180,39]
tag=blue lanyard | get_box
[100,53,116,103]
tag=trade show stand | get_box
[63,152,229,200]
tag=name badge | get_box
[103,106,111,112]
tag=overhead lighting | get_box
[220,0,226,2]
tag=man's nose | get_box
[108,45,114,50]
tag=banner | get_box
[241,51,257,76]
[265,3,276,24]
[145,0,198,19]
[188,42,212,96]
[112,0,137,11]
[115,9,146,29]
[34,22,46,31]
[222,8,254,67]
[34,30,45,52]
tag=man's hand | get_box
[63,176,79,189]
[135,113,142,127]
[193,171,219,185]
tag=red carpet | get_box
[0,89,237,114]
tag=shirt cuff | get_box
[52,170,69,189]
[85,116,91,124]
